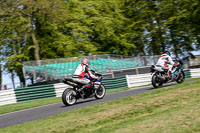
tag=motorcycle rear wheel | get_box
[62,88,77,106]
[152,74,163,88]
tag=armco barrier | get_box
[126,73,152,88]
[54,83,69,97]
[0,89,17,106]
[15,84,56,102]
[190,68,200,78]
[184,69,191,78]
[102,76,128,89]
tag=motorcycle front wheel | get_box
[94,85,106,99]
[176,71,185,84]
[62,88,77,106]
[152,74,163,88]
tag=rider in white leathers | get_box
[156,51,175,77]
[72,59,98,93]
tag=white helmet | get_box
[81,59,89,66]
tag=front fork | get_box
[171,68,183,81]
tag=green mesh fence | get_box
[102,76,128,90]
[15,84,56,102]
[24,59,141,79]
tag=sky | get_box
[1,73,20,90]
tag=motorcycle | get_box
[62,71,106,106]
[150,60,185,88]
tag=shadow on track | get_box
[147,82,179,90]
[60,98,97,107]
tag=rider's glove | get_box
[174,63,178,66]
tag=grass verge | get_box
[0,80,200,133]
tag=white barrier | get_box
[126,73,152,88]
[54,83,70,97]
[0,89,17,106]
[190,68,200,78]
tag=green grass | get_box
[0,80,200,133]
[185,77,200,81]
[0,97,61,115]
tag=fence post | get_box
[136,67,139,74]
[125,75,130,88]
[111,71,115,78]
[184,64,189,69]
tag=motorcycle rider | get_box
[156,51,176,78]
[72,59,98,96]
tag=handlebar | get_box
[173,59,183,64]
[90,70,102,77]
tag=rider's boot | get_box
[168,71,172,80]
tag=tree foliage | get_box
[0,0,199,85]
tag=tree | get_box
[161,0,195,57]
[0,0,200,87]
[124,0,198,57]
[0,65,1,90]
[0,0,68,85]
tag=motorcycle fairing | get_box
[154,65,164,72]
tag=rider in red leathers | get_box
[72,59,98,94]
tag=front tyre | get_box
[62,88,77,106]
[176,71,185,84]
[95,85,106,99]
[152,74,163,88]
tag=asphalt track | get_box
[0,80,199,128]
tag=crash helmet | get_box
[164,51,171,56]
[81,59,89,66]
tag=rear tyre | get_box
[176,71,185,84]
[94,85,106,99]
[62,88,77,106]
[152,74,163,88]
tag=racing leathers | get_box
[72,63,98,93]
[156,54,175,77]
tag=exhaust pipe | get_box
[63,79,78,87]
[157,74,166,82]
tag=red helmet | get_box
[81,59,89,66]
